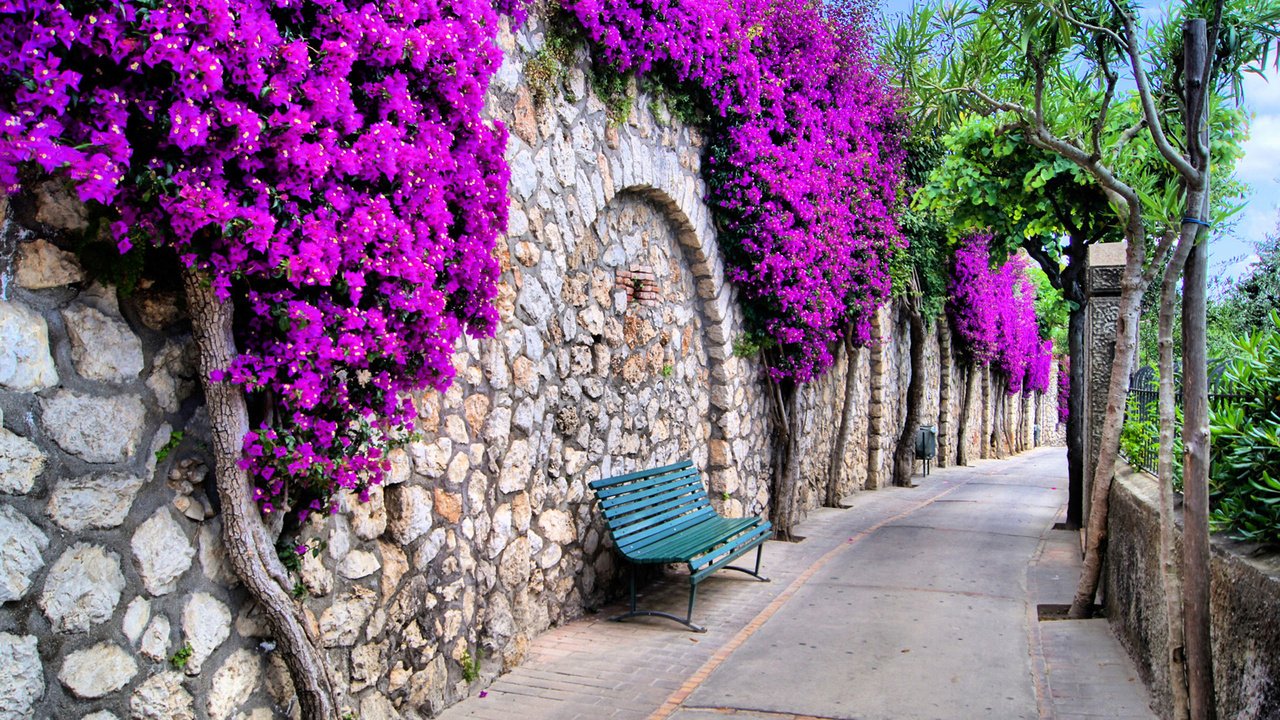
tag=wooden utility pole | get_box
[1181,17,1216,720]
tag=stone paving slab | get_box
[438,448,1157,720]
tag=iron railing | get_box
[1119,366,1246,478]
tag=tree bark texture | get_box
[1181,18,1216,719]
[957,363,978,466]
[1159,220,1196,720]
[1068,234,1156,618]
[937,318,954,467]
[767,372,801,540]
[981,366,992,459]
[893,304,927,487]
[1067,309,1087,528]
[183,269,339,719]
[826,332,861,507]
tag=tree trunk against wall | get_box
[1181,20,1215,718]
[981,366,992,459]
[1066,309,1086,527]
[957,363,978,466]
[826,331,861,507]
[183,269,339,719]
[893,304,927,487]
[766,365,802,540]
[1158,215,1196,720]
[938,319,954,467]
[1068,222,1179,617]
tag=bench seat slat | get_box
[611,503,716,548]
[690,523,772,583]
[628,516,763,563]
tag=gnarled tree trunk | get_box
[937,318,954,467]
[826,330,861,507]
[1158,217,1196,720]
[892,303,927,487]
[956,363,979,466]
[183,269,339,719]
[1066,308,1086,527]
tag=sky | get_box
[877,0,1280,281]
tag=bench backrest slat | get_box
[595,467,701,501]
[601,479,705,519]
[589,460,696,491]
[606,491,710,534]
[590,459,732,559]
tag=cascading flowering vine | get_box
[947,232,1053,395]
[563,0,904,381]
[0,1,509,520]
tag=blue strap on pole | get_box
[1181,217,1212,229]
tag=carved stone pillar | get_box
[1081,242,1126,525]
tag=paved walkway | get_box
[439,447,1156,720]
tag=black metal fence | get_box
[1120,365,1245,478]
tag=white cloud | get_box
[1235,114,1280,184]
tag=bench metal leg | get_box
[722,545,771,582]
[609,567,707,633]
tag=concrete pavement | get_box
[438,447,1156,720]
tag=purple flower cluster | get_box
[947,233,1053,395]
[564,0,903,381]
[1,1,508,519]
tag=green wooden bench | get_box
[588,459,771,632]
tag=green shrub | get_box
[1208,311,1280,544]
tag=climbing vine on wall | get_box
[0,1,509,521]
[947,232,1054,395]
[563,0,904,381]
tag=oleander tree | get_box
[913,115,1122,522]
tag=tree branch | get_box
[1117,7,1201,183]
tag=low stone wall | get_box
[0,11,1059,720]
[1105,466,1280,719]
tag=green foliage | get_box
[732,333,766,359]
[661,363,674,378]
[643,74,713,128]
[914,116,1121,260]
[526,12,582,106]
[895,137,952,324]
[460,649,482,683]
[170,642,194,671]
[1208,311,1280,544]
[1210,220,1280,343]
[1119,392,1184,491]
[589,62,635,126]
[154,432,185,463]
[72,217,149,297]
[1027,265,1069,352]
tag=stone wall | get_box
[1105,466,1280,719]
[0,12,1059,720]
